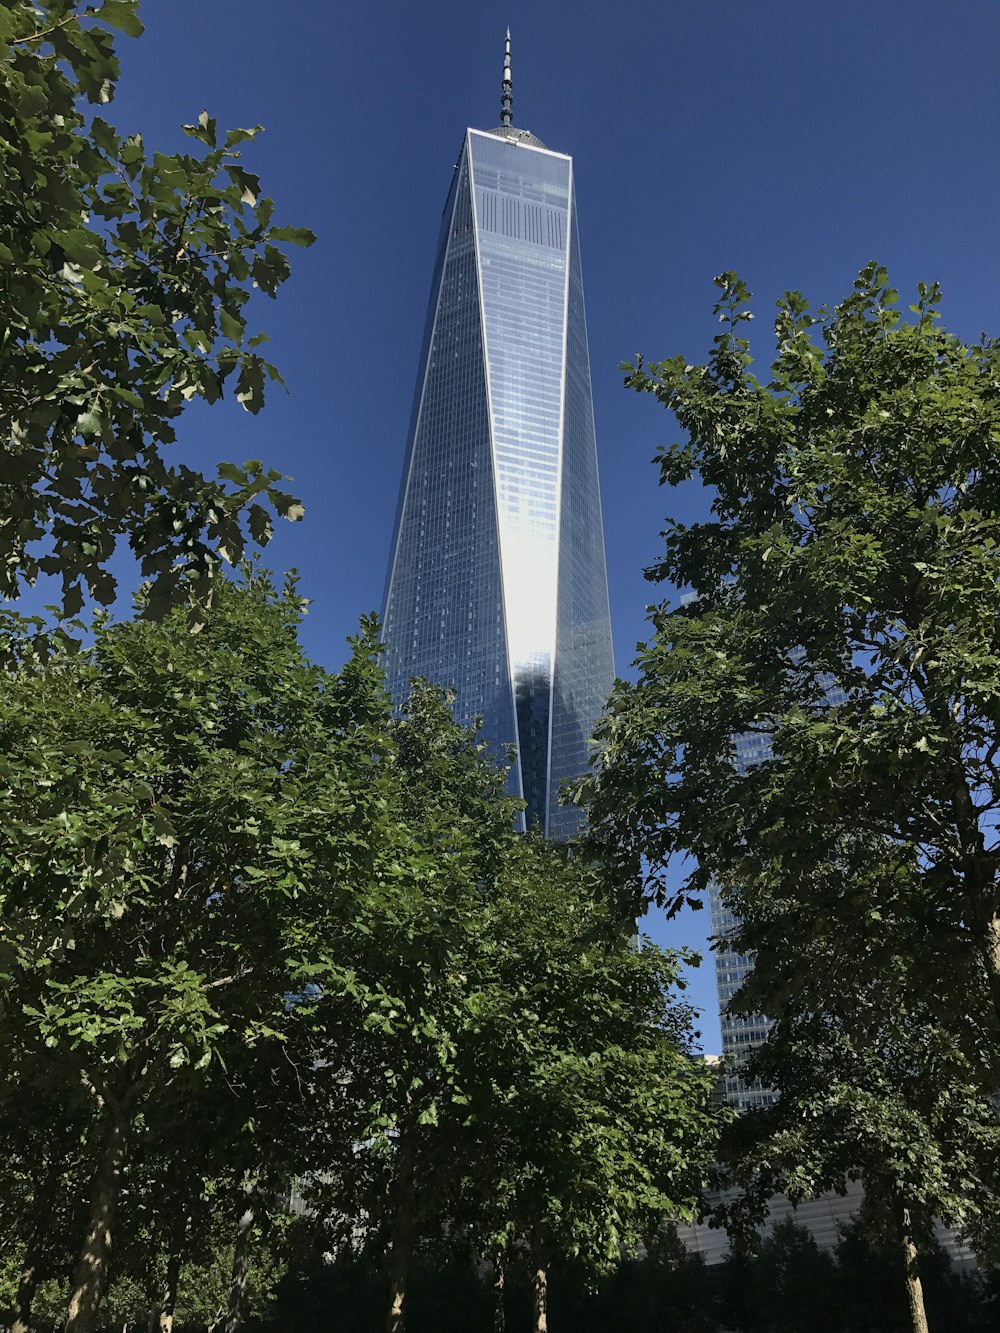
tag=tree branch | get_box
[13,6,97,46]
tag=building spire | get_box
[500,28,513,127]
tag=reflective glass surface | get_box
[383,128,614,836]
[382,150,518,798]
[548,198,614,839]
[470,131,571,825]
[708,731,778,1110]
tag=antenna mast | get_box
[500,28,513,127]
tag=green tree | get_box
[576,265,1000,1331]
[744,1220,840,1333]
[299,680,521,1333]
[0,576,394,1333]
[714,841,1000,1333]
[580,266,1000,1026]
[0,1082,90,1333]
[459,844,723,1333]
[834,1215,998,1333]
[0,1,313,618]
[300,689,724,1333]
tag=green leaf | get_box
[53,229,103,266]
[90,116,119,154]
[218,462,249,486]
[226,165,261,207]
[75,406,105,438]
[98,0,144,36]
[197,108,216,146]
[120,133,145,172]
[224,125,263,148]
[135,303,166,327]
[268,489,304,522]
[111,386,144,409]
[219,307,244,341]
[269,225,317,248]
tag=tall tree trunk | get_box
[65,1102,130,1333]
[10,1244,40,1333]
[219,1192,258,1333]
[896,1203,930,1333]
[978,912,1000,1023]
[158,1239,184,1333]
[531,1222,549,1333]
[386,1131,418,1333]
[491,1251,505,1333]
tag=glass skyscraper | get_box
[381,38,614,838]
[710,727,779,1111]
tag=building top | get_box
[479,125,549,150]
[480,30,549,150]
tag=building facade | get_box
[381,40,614,838]
[709,727,779,1111]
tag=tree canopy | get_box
[575,265,1000,1330]
[0,0,314,619]
[0,572,396,1330]
[0,571,723,1333]
[581,263,1000,1015]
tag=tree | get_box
[834,1214,998,1333]
[718,991,999,1330]
[744,1220,840,1333]
[579,263,1000,1042]
[0,1,314,618]
[0,1080,91,1333]
[712,826,1000,1333]
[300,680,523,1333]
[458,843,724,1333]
[0,575,396,1333]
[576,265,1000,1329]
[299,689,725,1333]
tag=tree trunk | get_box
[491,1251,505,1333]
[218,1193,257,1333]
[158,1240,184,1333]
[896,1204,930,1333]
[978,912,1000,1024]
[10,1244,40,1333]
[65,1102,130,1333]
[531,1223,549,1333]
[386,1132,418,1333]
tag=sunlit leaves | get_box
[0,1,314,618]
[581,266,1000,1259]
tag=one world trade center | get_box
[381,35,614,839]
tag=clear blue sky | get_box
[99,0,998,1051]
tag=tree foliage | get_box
[0,575,722,1332]
[300,690,725,1332]
[0,573,394,1329]
[580,262,1000,1020]
[575,266,1000,1324]
[0,0,314,618]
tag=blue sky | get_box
[93,0,999,1050]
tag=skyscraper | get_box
[709,727,778,1112]
[381,35,614,838]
